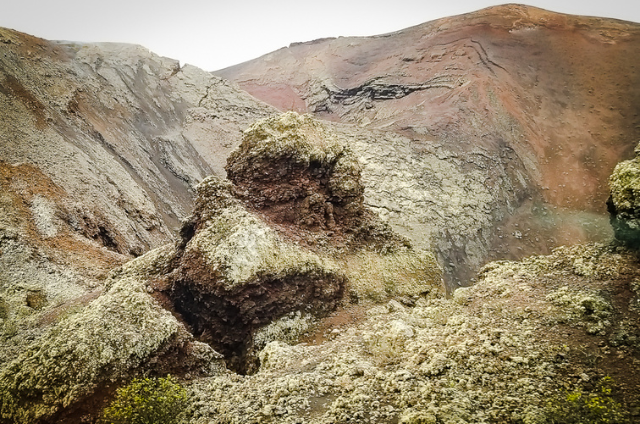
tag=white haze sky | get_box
[1,1,639,71]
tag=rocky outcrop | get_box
[168,112,442,372]
[225,113,408,251]
[226,113,366,236]
[217,4,640,286]
[0,245,223,424]
[169,177,346,372]
[609,143,640,247]
[0,112,442,421]
[1,8,640,422]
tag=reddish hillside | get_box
[217,4,640,283]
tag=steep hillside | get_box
[0,28,275,255]
[218,4,640,284]
[1,6,640,422]
[0,27,276,376]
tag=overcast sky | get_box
[1,1,639,71]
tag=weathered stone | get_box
[171,184,346,370]
[0,245,222,424]
[608,142,640,247]
[184,243,640,424]
[226,112,366,237]
[170,114,442,371]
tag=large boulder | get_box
[169,112,442,371]
[608,143,640,248]
[226,112,370,245]
[0,246,221,424]
[169,177,346,372]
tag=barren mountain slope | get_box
[218,4,640,283]
[0,27,277,252]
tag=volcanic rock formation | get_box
[168,112,441,372]
[608,142,640,248]
[0,27,276,385]
[0,112,441,422]
[1,4,640,422]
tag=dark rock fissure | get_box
[170,271,345,374]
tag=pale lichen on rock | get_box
[169,112,442,371]
[0,249,181,423]
[182,242,639,424]
[608,142,640,248]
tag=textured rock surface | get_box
[169,178,346,372]
[184,243,640,424]
[168,114,442,372]
[0,245,222,424]
[608,142,640,247]
[0,27,276,383]
[0,28,275,254]
[218,4,640,285]
[226,112,365,236]
[1,7,640,423]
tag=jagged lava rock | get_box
[226,112,365,234]
[0,245,221,424]
[169,113,442,370]
[170,177,346,370]
[608,142,640,247]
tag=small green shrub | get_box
[100,375,187,424]
[543,377,629,423]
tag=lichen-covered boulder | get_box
[170,177,346,370]
[608,142,640,247]
[0,246,221,424]
[226,112,366,236]
[169,113,442,371]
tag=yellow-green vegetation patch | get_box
[543,377,629,424]
[100,375,187,424]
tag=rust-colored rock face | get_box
[217,5,640,283]
[226,113,365,231]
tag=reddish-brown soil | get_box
[0,161,126,278]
